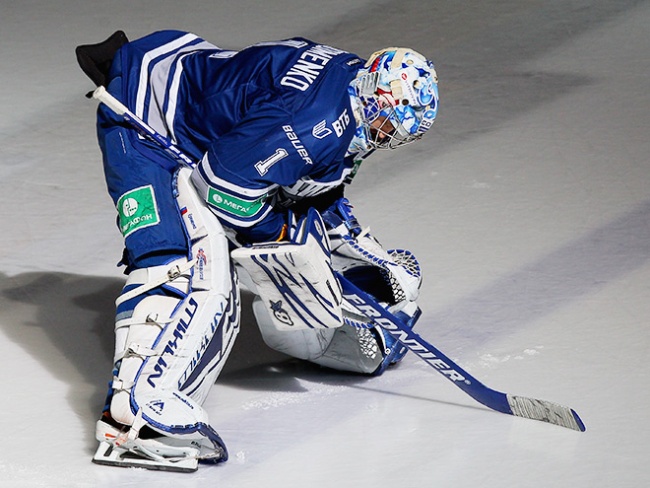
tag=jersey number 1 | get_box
[255,148,289,176]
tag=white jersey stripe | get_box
[135,33,199,120]
[282,168,354,199]
[199,154,278,198]
[147,40,217,136]
[165,52,192,143]
[211,203,274,228]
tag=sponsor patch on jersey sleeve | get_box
[117,185,161,238]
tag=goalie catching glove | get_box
[321,198,422,307]
[321,198,423,374]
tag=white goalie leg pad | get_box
[105,168,239,463]
[306,322,385,374]
[232,208,343,331]
[250,291,386,374]
[250,295,337,360]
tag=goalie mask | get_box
[350,47,439,150]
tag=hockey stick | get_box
[337,273,586,432]
[89,88,586,432]
[91,86,196,168]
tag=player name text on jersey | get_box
[280,44,347,91]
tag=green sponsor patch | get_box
[117,185,160,238]
[207,187,266,218]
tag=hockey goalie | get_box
[77,29,438,471]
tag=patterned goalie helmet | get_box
[351,47,439,150]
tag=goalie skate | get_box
[92,388,228,472]
[92,415,211,472]
[93,439,200,473]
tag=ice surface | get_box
[1,0,649,486]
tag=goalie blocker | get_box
[232,208,343,331]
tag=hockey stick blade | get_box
[337,274,586,432]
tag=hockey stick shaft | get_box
[91,86,196,168]
[89,88,585,432]
[337,273,586,432]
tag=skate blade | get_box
[92,441,199,473]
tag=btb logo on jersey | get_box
[332,109,350,137]
[312,120,332,139]
[312,109,351,140]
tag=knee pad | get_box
[108,168,240,447]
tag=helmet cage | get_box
[355,73,422,149]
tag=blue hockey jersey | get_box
[105,30,366,242]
